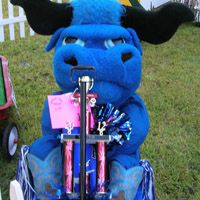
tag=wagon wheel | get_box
[2,122,18,159]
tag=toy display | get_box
[9,0,193,199]
[0,55,18,159]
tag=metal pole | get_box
[80,77,88,200]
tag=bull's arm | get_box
[119,93,150,152]
[107,93,150,168]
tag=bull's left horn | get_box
[10,0,73,35]
[121,2,194,44]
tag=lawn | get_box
[0,23,199,200]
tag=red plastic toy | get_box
[0,55,18,159]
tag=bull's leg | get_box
[109,161,144,200]
[27,135,62,200]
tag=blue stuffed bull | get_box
[11,0,193,199]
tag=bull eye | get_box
[112,38,125,45]
[63,36,77,44]
[62,37,85,47]
[104,38,125,49]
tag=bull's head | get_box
[11,0,193,105]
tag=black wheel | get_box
[2,122,18,159]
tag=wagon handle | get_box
[70,66,96,84]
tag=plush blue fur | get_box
[71,0,123,25]
[30,24,149,170]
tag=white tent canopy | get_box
[140,0,170,10]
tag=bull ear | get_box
[122,2,194,44]
[127,28,142,55]
[10,0,72,35]
[46,28,64,51]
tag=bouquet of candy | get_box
[93,103,132,145]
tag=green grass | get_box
[0,24,199,200]
[140,24,200,199]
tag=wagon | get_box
[0,55,18,159]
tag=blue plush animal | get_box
[11,0,193,199]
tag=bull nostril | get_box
[121,52,132,63]
[64,57,78,66]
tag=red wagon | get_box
[0,55,18,159]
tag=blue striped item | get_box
[16,145,36,200]
[140,160,155,200]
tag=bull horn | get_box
[121,2,194,44]
[10,0,73,35]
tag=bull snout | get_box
[55,43,141,89]
[54,43,141,104]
